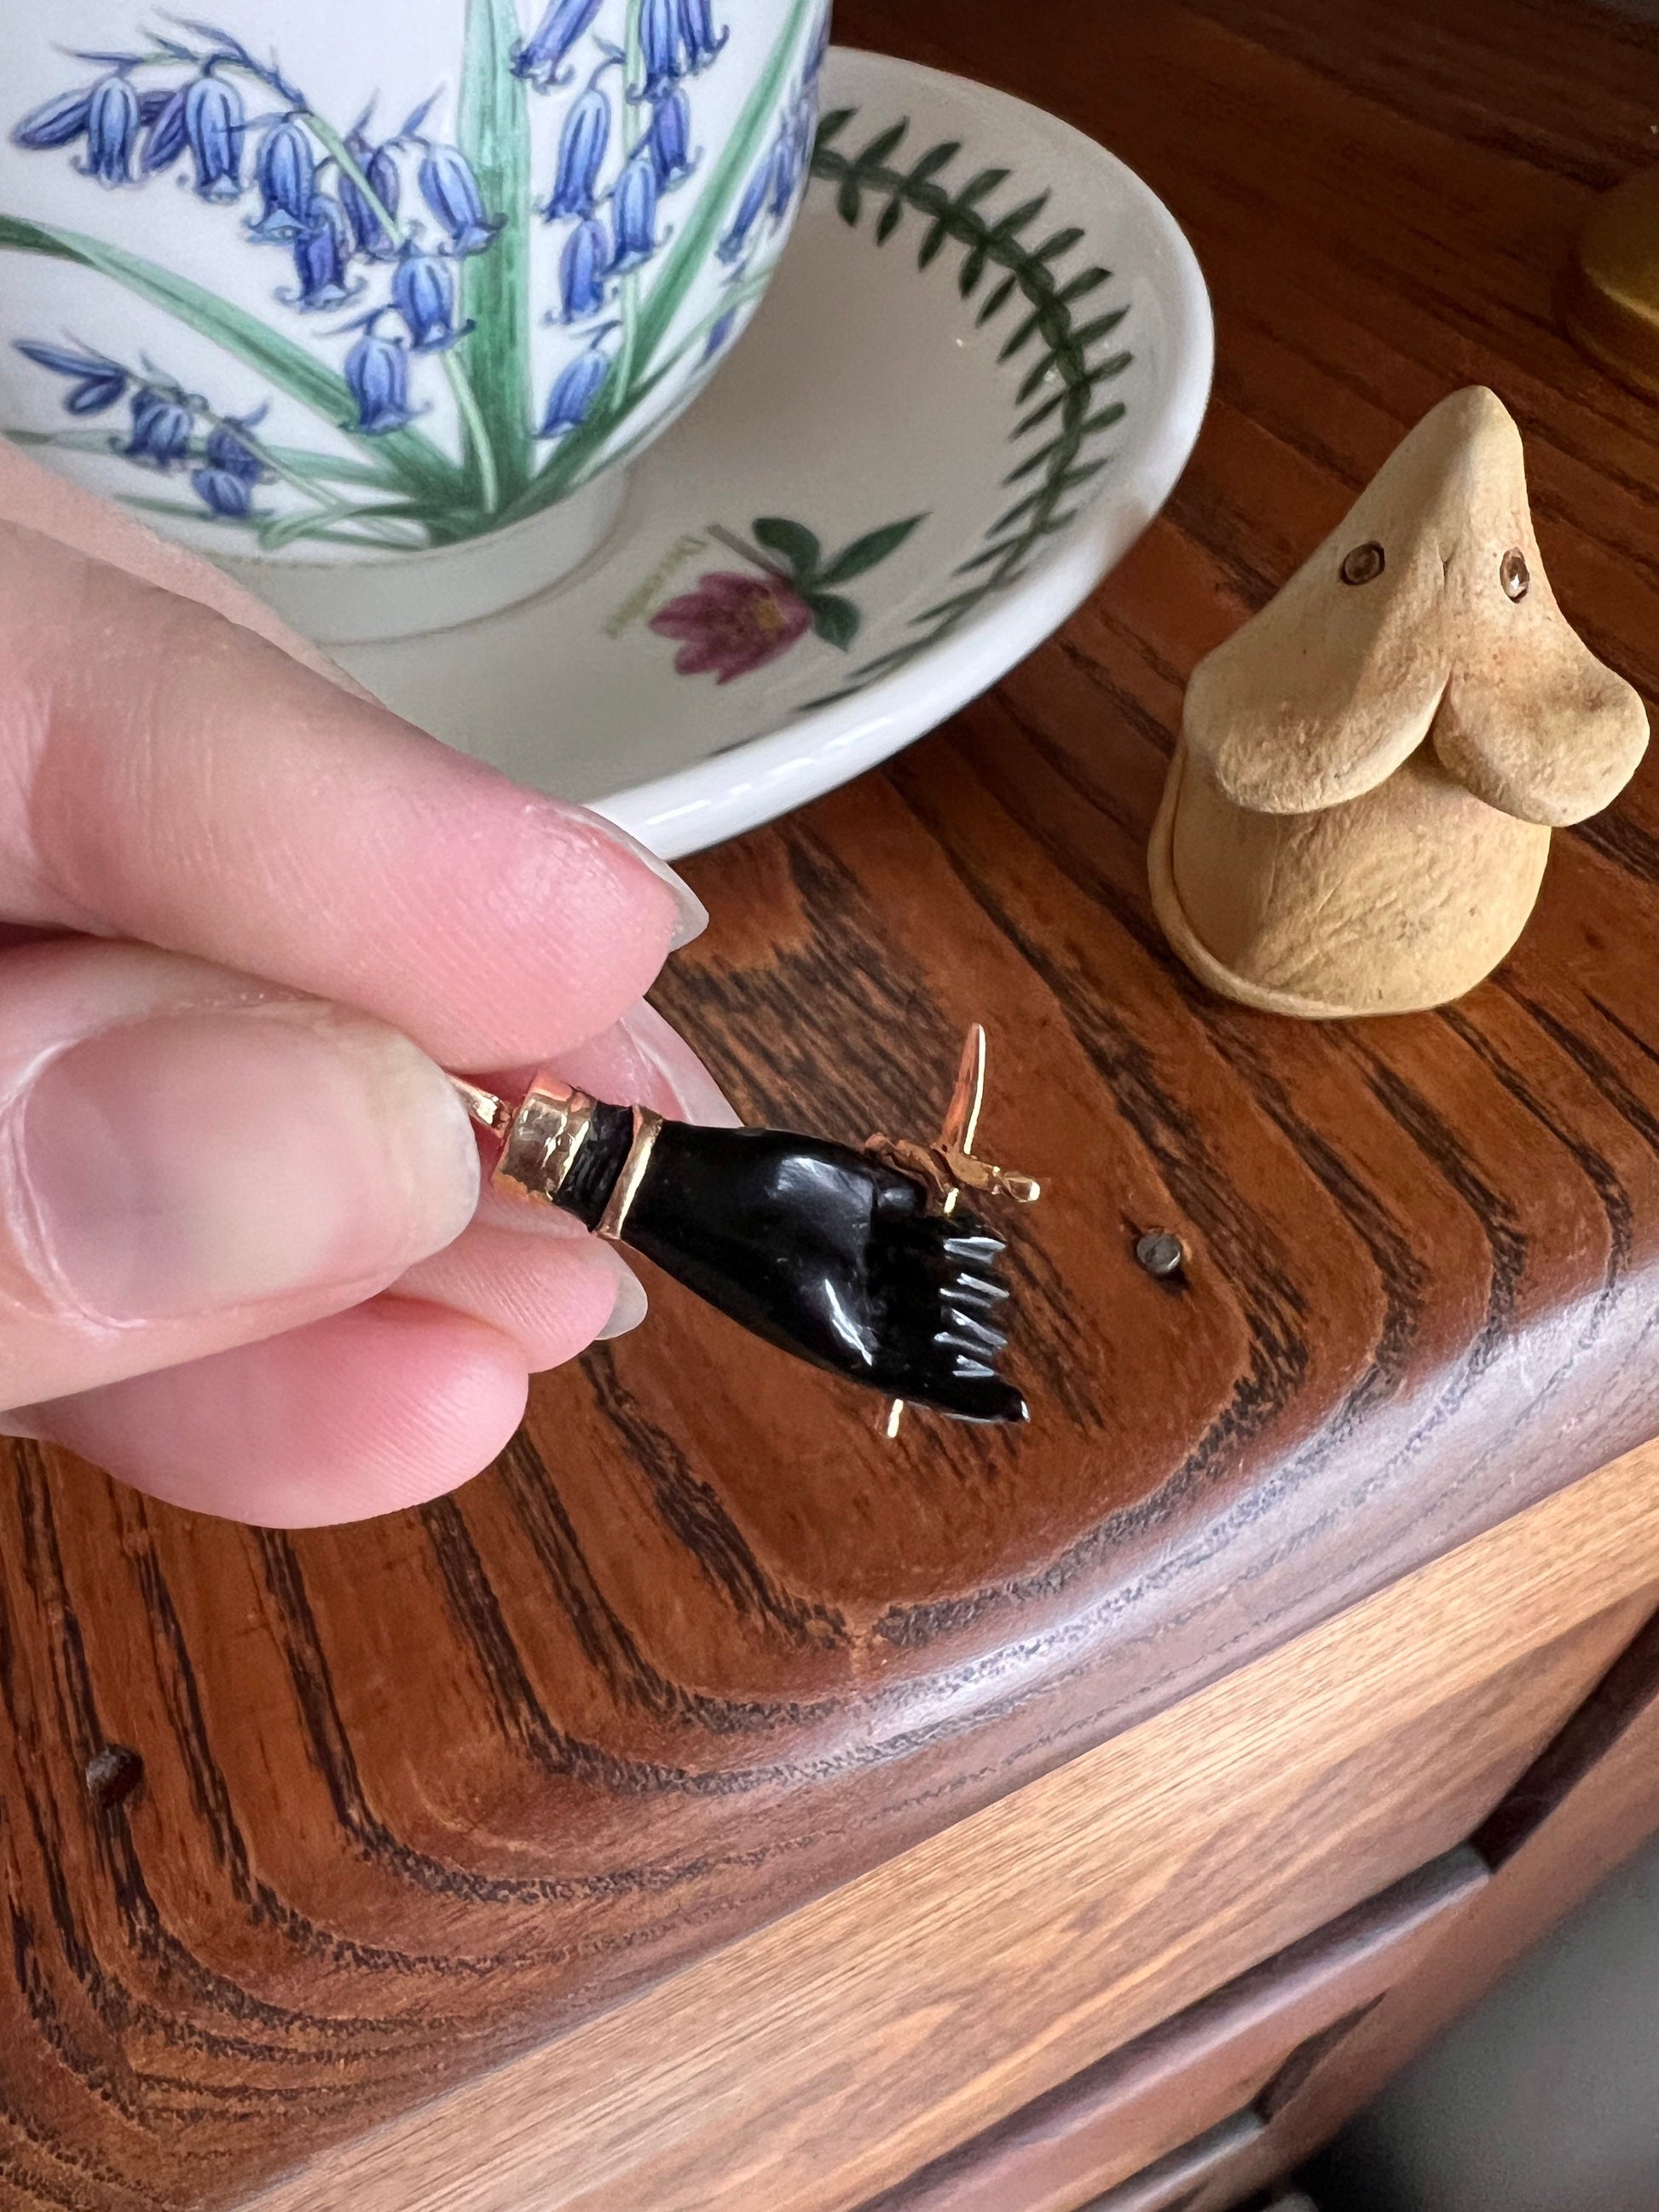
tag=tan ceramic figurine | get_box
[1149,387,1649,1018]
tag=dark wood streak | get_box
[6,1,1659,2203]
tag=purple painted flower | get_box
[610,149,662,273]
[119,387,194,468]
[183,72,244,201]
[191,464,257,517]
[14,339,129,415]
[650,571,813,683]
[543,72,611,219]
[13,85,95,152]
[513,0,604,89]
[716,157,770,264]
[281,196,361,311]
[702,306,738,363]
[344,323,418,434]
[645,87,696,191]
[419,142,502,256]
[78,74,142,187]
[677,0,728,71]
[246,117,315,240]
[639,0,685,96]
[538,336,613,436]
[393,245,472,351]
[340,136,400,258]
[558,216,610,321]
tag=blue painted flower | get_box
[191,464,256,517]
[246,117,315,240]
[281,196,361,311]
[512,0,604,89]
[119,388,194,468]
[12,85,95,152]
[344,322,418,434]
[677,0,728,71]
[639,0,685,96]
[766,121,802,221]
[558,216,611,321]
[78,74,142,188]
[543,72,611,219]
[140,85,190,174]
[340,136,400,257]
[646,87,696,190]
[804,4,831,85]
[393,245,473,351]
[538,333,615,437]
[418,141,502,256]
[205,407,269,481]
[610,149,663,273]
[14,339,128,415]
[716,157,770,264]
[702,306,738,362]
[183,72,245,201]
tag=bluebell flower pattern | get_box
[8,3,817,551]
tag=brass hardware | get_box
[454,1070,601,1210]
[596,1106,665,1243]
[1562,165,1659,401]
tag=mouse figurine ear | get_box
[1153,387,1649,1019]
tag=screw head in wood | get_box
[1500,546,1530,600]
[1135,1230,1186,1279]
[1339,540,1386,586]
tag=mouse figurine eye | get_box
[1500,546,1530,600]
[1338,540,1385,585]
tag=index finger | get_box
[0,511,698,1066]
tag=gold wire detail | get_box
[874,1023,1041,1441]
[597,1107,665,1242]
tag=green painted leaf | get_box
[875,196,905,245]
[1072,307,1132,348]
[815,107,855,149]
[265,444,404,488]
[989,193,1049,241]
[807,592,860,650]
[977,274,1018,325]
[458,0,536,505]
[0,212,461,502]
[906,141,961,187]
[818,514,925,586]
[753,516,822,581]
[854,122,911,173]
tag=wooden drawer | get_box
[858,1850,1483,2212]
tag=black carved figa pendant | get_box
[454,1026,1039,1429]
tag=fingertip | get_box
[32,1300,529,1527]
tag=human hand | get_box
[0,445,734,1527]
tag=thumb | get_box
[0,940,478,1413]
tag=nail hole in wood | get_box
[1339,540,1385,585]
[84,1745,144,1813]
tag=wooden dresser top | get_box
[5,1,1659,2203]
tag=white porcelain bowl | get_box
[0,0,826,640]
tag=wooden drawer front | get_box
[860,1851,1483,2212]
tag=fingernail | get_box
[586,811,708,951]
[615,1001,743,1127]
[597,1255,649,1340]
[0,1411,43,1439]
[15,1004,478,1322]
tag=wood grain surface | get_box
[5,0,1659,2205]
[171,1454,1659,2209]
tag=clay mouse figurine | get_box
[1150,387,1649,1017]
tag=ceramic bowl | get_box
[0,0,826,641]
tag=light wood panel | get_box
[862,1851,1486,2212]
[239,1448,1659,2212]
